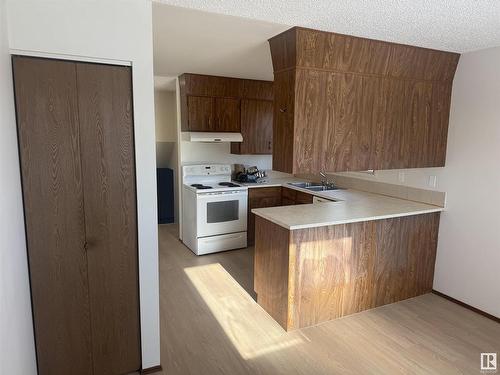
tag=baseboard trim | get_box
[432,290,499,323]
[141,365,162,374]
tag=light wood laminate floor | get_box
[148,224,499,375]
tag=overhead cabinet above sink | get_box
[269,27,460,174]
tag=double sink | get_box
[288,182,339,192]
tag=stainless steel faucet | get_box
[319,171,334,188]
[319,171,327,185]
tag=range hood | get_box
[183,132,243,143]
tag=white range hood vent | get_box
[183,132,243,143]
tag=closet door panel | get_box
[76,63,141,374]
[13,56,93,375]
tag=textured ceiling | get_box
[155,0,500,53]
[153,4,288,81]
[153,1,500,85]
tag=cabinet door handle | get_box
[83,238,97,252]
[279,108,287,113]
[268,141,271,150]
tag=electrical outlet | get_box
[398,171,405,183]
[428,175,437,188]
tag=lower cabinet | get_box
[281,187,314,205]
[295,191,314,204]
[247,186,315,245]
[247,187,282,245]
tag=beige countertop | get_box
[250,182,444,230]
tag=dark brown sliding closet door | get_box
[76,63,140,374]
[13,57,93,375]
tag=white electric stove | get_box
[181,164,248,255]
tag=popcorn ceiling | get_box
[155,0,500,53]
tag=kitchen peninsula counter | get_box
[252,188,443,230]
[252,188,443,331]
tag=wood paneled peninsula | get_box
[252,188,443,331]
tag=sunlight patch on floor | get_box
[184,263,304,360]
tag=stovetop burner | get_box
[218,182,240,188]
[191,184,213,190]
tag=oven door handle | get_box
[197,191,248,199]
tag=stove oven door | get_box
[196,190,248,238]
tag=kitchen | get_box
[2,1,499,375]
[151,3,499,374]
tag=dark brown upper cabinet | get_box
[215,97,241,132]
[187,95,215,131]
[231,99,273,154]
[180,73,273,154]
[268,27,460,174]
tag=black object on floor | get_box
[157,168,175,224]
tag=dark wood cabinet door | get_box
[247,187,282,245]
[239,99,273,154]
[242,80,274,100]
[184,73,243,97]
[280,187,313,205]
[273,71,295,173]
[181,74,273,137]
[281,187,297,204]
[295,190,314,204]
[76,63,141,375]
[13,56,93,375]
[281,197,296,206]
[215,97,240,132]
[269,28,458,174]
[188,95,214,131]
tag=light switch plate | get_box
[398,171,405,183]
[428,175,437,188]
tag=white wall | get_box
[155,89,178,142]
[155,88,179,222]
[340,48,500,317]
[433,47,500,317]
[181,141,273,170]
[0,0,37,373]
[6,0,160,368]
[335,167,445,191]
